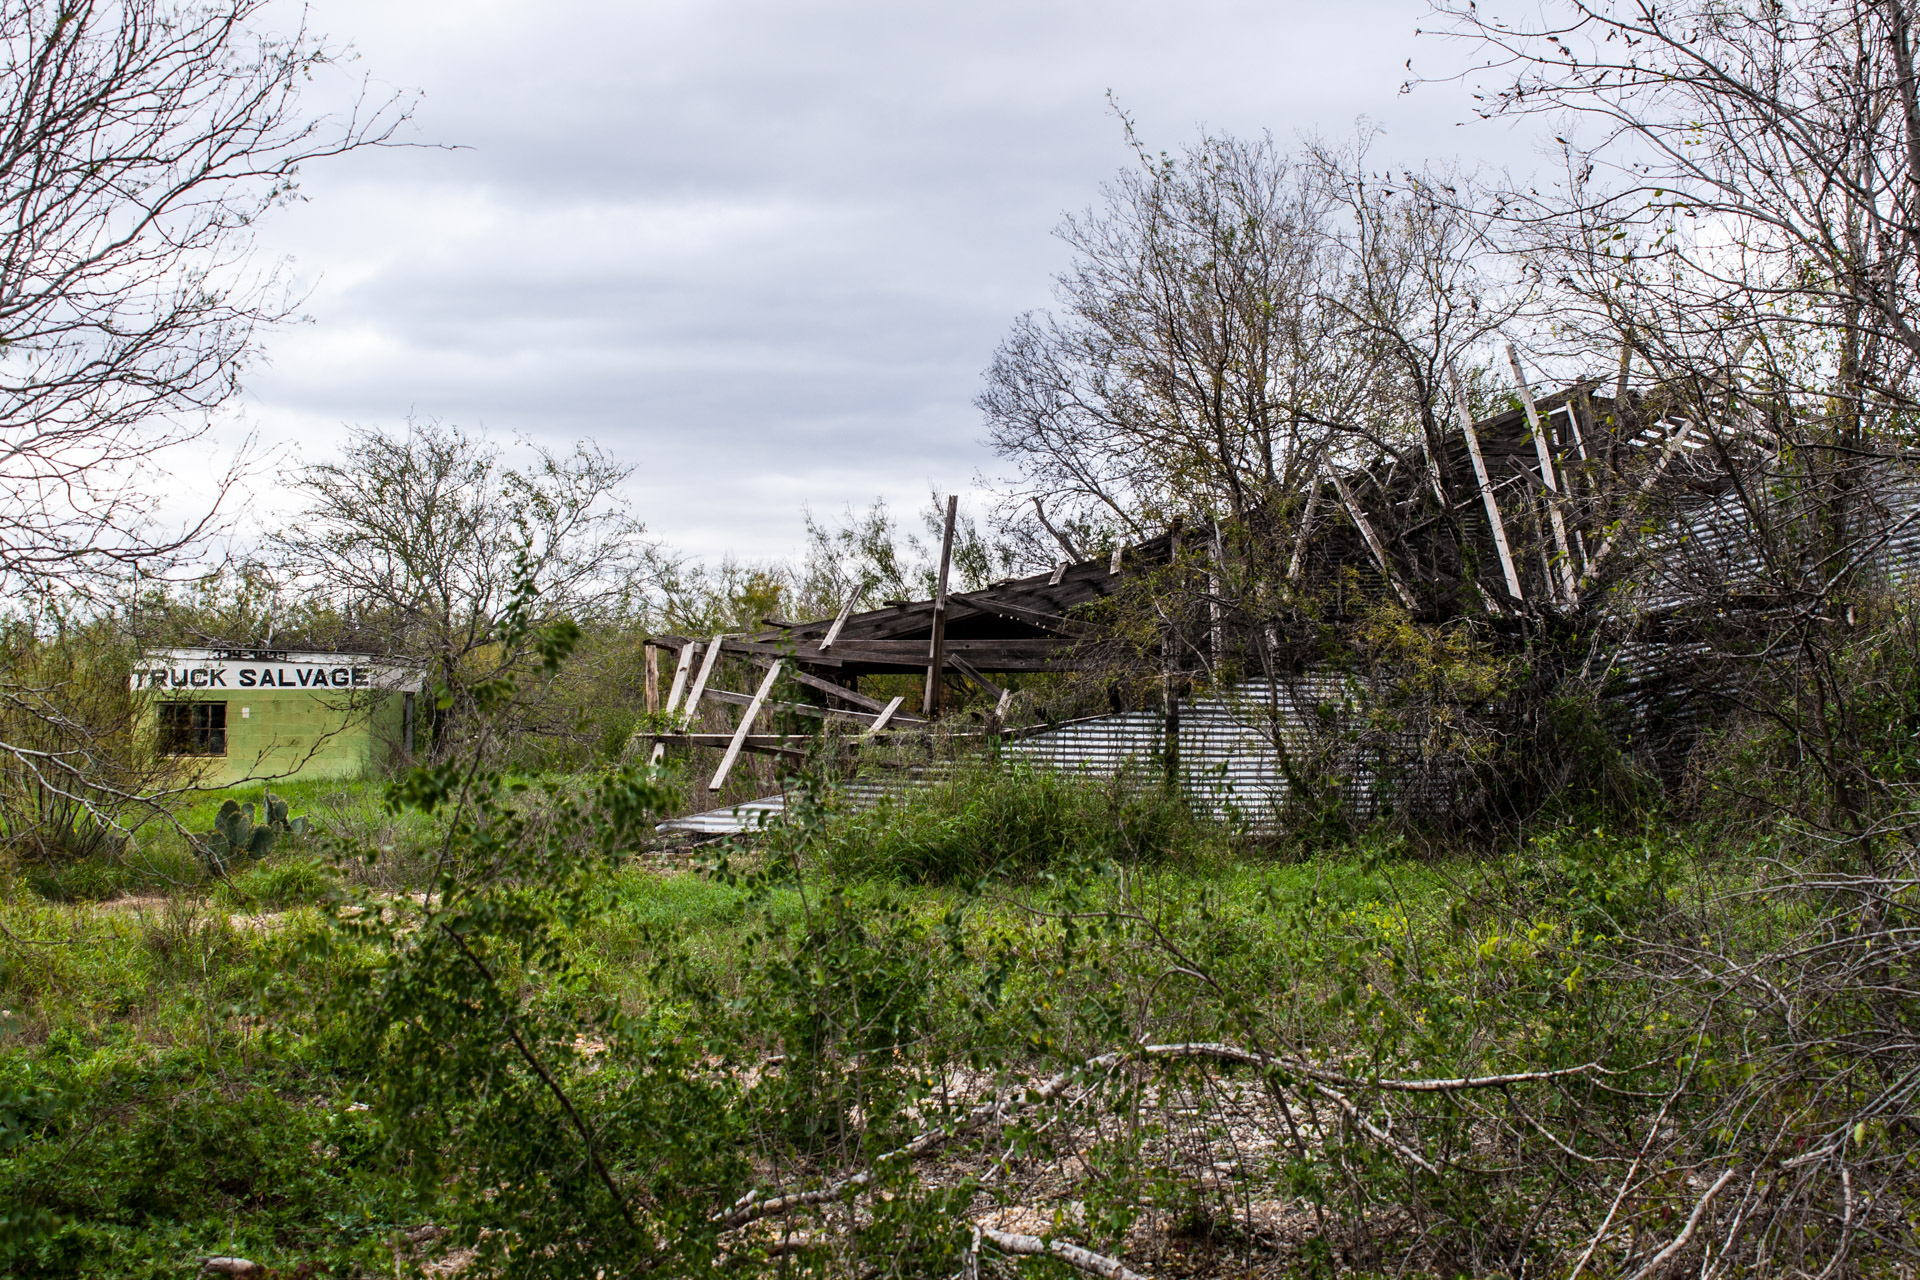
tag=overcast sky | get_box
[231,0,1536,565]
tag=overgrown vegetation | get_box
[9,0,1920,1275]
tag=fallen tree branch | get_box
[717,1040,1607,1230]
[978,1226,1151,1280]
[1622,1167,1738,1280]
[1138,1041,1609,1093]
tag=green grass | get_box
[0,757,1740,1278]
[810,758,1227,883]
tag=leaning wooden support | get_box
[818,595,858,649]
[710,660,784,792]
[1507,343,1579,605]
[924,494,958,716]
[1329,470,1418,609]
[1579,416,1698,594]
[648,641,700,764]
[949,654,1008,711]
[1451,364,1525,602]
[1287,473,1322,582]
[644,644,660,715]
[860,695,906,739]
[683,633,728,721]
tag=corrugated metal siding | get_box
[1643,464,1920,609]
[657,776,936,836]
[1004,676,1398,827]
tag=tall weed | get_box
[815,759,1210,883]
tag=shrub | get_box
[815,759,1209,884]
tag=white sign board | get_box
[131,656,423,693]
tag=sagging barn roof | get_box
[638,375,1820,797]
[650,379,1730,675]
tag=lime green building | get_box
[133,648,426,787]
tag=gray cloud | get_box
[237,0,1531,563]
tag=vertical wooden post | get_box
[1207,520,1226,663]
[1450,364,1525,603]
[1507,343,1579,605]
[923,494,958,717]
[644,643,660,715]
[1163,517,1183,791]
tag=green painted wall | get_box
[144,689,409,788]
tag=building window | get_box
[159,701,227,756]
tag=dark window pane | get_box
[159,702,228,755]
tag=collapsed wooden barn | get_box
[641,366,1917,828]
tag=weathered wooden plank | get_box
[1330,470,1419,610]
[649,641,701,765]
[1452,363,1525,603]
[811,639,1070,658]
[1508,342,1580,605]
[781,665,892,713]
[683,633,729,720]
[652,733,809,760]
[819,595,858,649]
[945,596,1089,635]
[724,639,845,667]
[860,695,906,739]
[644,643,659,715]
[1033,495,1082,560]
[925,494,958,716]
[710,660,784,792]
[948,654,1005,701]
[701,688,906,727]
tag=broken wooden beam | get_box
[819,595,858,649]
[949,654,1005,701]
[1033,495,1082,561]
[1507,342,1579,605]
[701,687,917,728]
[1329,469,1419,610]
[651,733,809,760]
[648,641,701,765]
[1451,363,1526,603]
[781,665,920,717]
[861,695,906,739]
[711,660,784,792]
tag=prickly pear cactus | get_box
[262,791,312,839]
[198,798,277,876]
